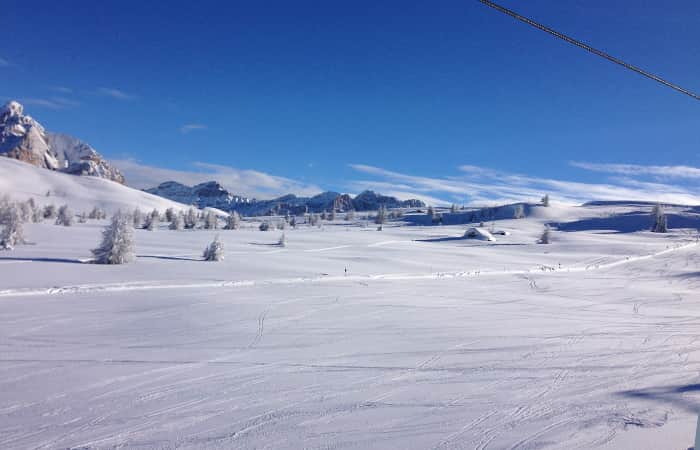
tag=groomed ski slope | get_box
[1,205,700,448]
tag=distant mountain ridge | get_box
[145,181,425,214]
[0,100,125,184]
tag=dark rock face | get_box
[0,101,125,184]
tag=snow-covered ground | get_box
[2,203,700,449]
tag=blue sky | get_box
[2,0,700,204]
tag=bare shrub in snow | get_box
[91,211,135,264]
[651,203,668,233]
[224,211,241,230]
[539,226,551,244]
[0,204,25,250]
[203,235,224,261]
[55,205,74,226]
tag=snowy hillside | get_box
[0,157,189,213]
[1,199,700,449]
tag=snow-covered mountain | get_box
[0,100,125,184]
[145,181,426,214]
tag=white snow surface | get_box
[0,157,189,213]
[1,201,700,449]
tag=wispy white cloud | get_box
[96,87,137,101]
[180,124,207,134]
[19,96,80,110]
[571,161,700,179]
[349,163,700,206]
[50,86,73,94]
[112,159,323,199]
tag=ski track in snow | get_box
[0,240,695,300]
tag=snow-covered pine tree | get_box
[78,212,88,223]
[427,206,435,218]
[651,203,668,233]
[164,207,175,222]
[289,215,296,228]
[19,201,32,222]
[345,210,355,221]
[539,225,551,244]
[169,212,185,230]
[450,204,457,213]
[225,211,241,230]
[203,211,218,229]
[0,204,24,250]
[541,194,550,207]
[184,208,197,229]
[91,211,135,264]
[55,205,74,226]
[203,235,224,261]
[259,221,271,231]
[43,204,57,219]
[145,209,160,230]
[513,204,525,219]
[330,209,336,221]
[132,208,143,228]
[278,232,286,247]
[375,206,387,225]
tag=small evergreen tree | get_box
[278,232,286,247]
[345,210,355,221]
[78,212,88,223]
[375,206,387,225]
[259,221,271,231]
[43,204,57,219]
[169,212,184,231]
[513,204,525,219]
[450,204,457,213]
[144,209,159,230]
[203,211,218,229]
[203,235,224,261]
[224,211,241,230]
[92,211,136,264]
[132,208,143,228]
[539,225,551,244]
[164,207,175,222]
[289,215,296,228]
[427,206,435,218]
[330,209,337,221]
[55,205,74,226]
[0,204,24,250]
[184,208,197,229]
[541,194,550,207]
[651,203,668,233]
